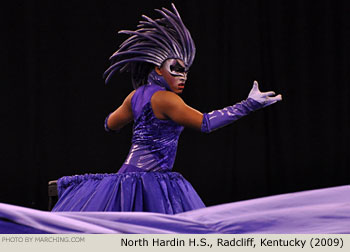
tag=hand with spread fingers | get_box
[248,81,282,108]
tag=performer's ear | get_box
[155,66,162,76]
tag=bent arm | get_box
[151,91,204,130]
[105,90,135,132]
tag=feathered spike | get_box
[141,15,182,58]
[110,50,166,63]
[104,57,160,80]
[154,9,188,62]
[118,30,170,53]
[168,3,196,66]
[161,6,194,65]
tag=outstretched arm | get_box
[152,81,282,132]
[105,90,135,132]
[201,81,282,133]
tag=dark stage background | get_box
[2,0,349,210]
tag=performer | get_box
[52,4,281,214]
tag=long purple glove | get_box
[201,81,282,133]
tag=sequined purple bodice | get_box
[119,82,184,173]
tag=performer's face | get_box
[156,59,188,94]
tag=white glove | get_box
[248,81,282,107]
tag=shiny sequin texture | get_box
[120,71,184,172]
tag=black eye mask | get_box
[164,59,188,78]
[170,61,186,74]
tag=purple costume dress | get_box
[52,75,205,214]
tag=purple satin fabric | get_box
[2,185,350,233]
[52,75,204,213]
[124,80,184,171]
[201,98,262,133]
[52,172,204,214]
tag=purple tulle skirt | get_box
[52,172,205,214]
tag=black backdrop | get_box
[2,0,349,210]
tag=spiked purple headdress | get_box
[103,3,196,88]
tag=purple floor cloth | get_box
[0,185,349,234]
